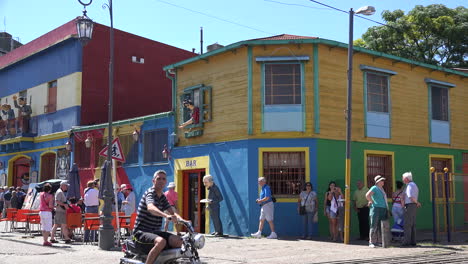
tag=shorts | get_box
[40,211,53,232]
[260,201,274,221]
[54,210,67,225]
[133,230,174,254]
[326,206,337,219]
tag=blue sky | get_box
[1,0,466,52]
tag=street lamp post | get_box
[76,0,115,250]
[344,5,375,245]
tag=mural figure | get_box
[13,95,32,134]
[56,149,70,180]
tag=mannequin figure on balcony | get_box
[179,99,200,129]
[13,95,32,134]
[2,104,16,136]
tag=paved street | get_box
[1,222,467,264]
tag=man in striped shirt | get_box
[133,170,185,264]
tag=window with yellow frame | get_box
[259,147,310,199]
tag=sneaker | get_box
[251,231,262,238]
[49,239,59,243]
[369,243,376,248]
[43,241,53,247]
[266,232,277,239]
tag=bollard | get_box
[381,219,391,248]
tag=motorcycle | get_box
[120,219,205,264]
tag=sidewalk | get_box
[1,220,467,264]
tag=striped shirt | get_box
[133,187,171,233]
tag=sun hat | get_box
[374,175,386,184]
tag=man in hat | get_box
[365,175,389,248]
[50,180,72,243]
[13,95,32,133]
[178,99,200,129]
[121,184,136,216]
[401,172,421,247]
[163,182,180,234]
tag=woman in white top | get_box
[298,182,318,239]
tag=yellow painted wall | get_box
[175,42,468,149]
[176,47,249,145]
[0,72,82,117]
[316,44,467,149]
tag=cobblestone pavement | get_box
[1,222,467,264]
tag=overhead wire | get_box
[154,0,275,35]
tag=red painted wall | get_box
[81,24,195,125]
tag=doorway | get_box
[40,152,56,181]
[13,158,30,189]
[182,169,206,233]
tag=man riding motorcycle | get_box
[133,170,187,264]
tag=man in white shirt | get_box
[83,180,100,242]
[121,184,136,216]
[401,172,421,247]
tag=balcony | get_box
[0,117,37,153]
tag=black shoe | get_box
[211,232,216,235]
[49,239,59,243]
[214,232,224,237]
[400,244,411,248]
[64,239,72,244]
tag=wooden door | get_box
[40,153,56,181]
[13,158,30,189]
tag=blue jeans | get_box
[302,212,314,237]
[210,205,223,234]
[84,206,99,241]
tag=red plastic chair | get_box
[67,213,83,239]
[120,213,137,236]
[14,209,29,231]
[83,213,100,244]
[0,208,18,232]
[27,210,41,235]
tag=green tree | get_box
[355,4,468,68]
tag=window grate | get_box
[367,154,393,197]
[263,152,305,197]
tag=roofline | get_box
[0,34,77,71]
[70,111,174,133]
[163,38,468,78]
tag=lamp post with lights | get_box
[76,0,115,250]
[344,5,375,245]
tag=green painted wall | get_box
[315,138,466,237]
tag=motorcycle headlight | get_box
[193,234,205,249]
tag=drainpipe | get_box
[165,69,178,133]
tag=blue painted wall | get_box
[0,39,82,95]
[134,138,319,237]
[35,106,81,136]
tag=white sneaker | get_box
[251,231,262,238]
[266,232,277,239]
[369,243,376,248]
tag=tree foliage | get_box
[355,4,468,68]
